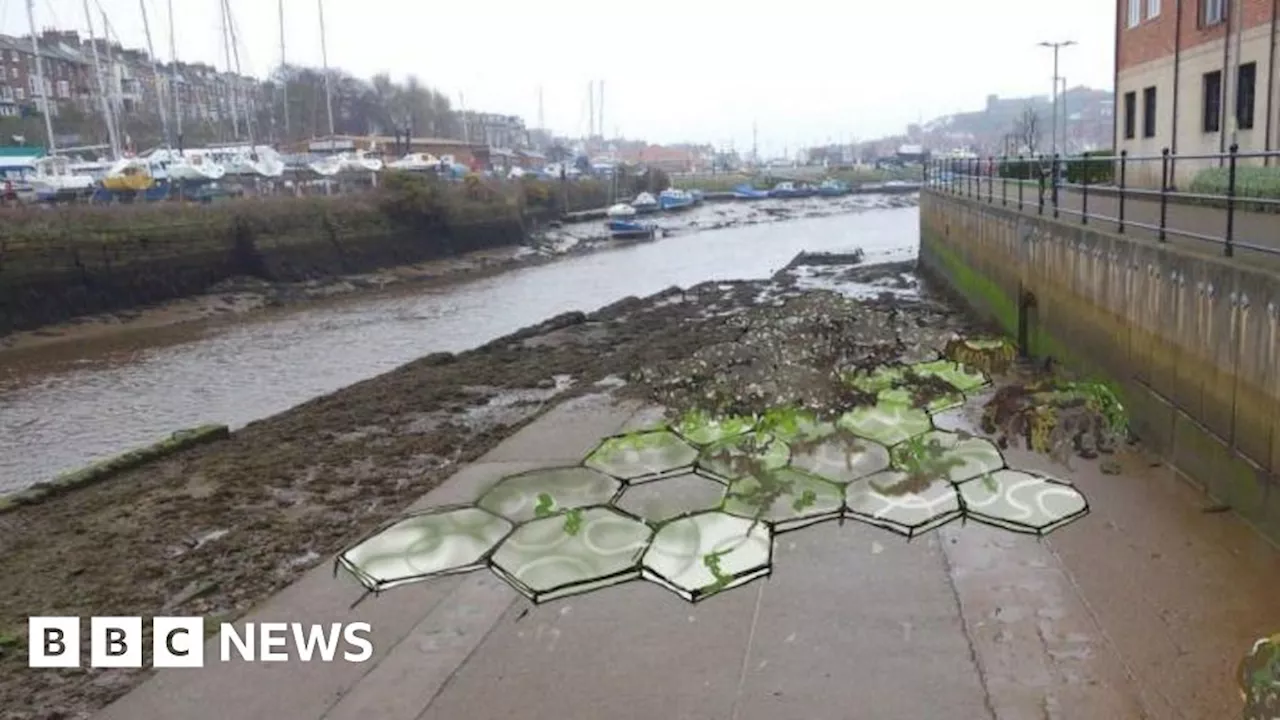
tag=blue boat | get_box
[769,181,804,198]
[817,179,851,196]
[658,188,695,211]
[732,183,770,199]
[606,219,657,240]
[689,189,705,204]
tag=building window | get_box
[1148,0,1161,17]
[1123,91,1137,139]
[1202,0,1226,26]
[1203,70,1222,132]
[1237,62,1256,130]
[1143,86,1157,138]
[1128,0,1142,27]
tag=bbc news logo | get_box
[28,617,373,668]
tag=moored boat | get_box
[732,183,770,199]
[606,203,637,219]
[606,218,657,240]
[658,188,695,211]
[29,156,95,198]
[631,192,659,213]
[817,179,850,196]
[387,153,440,171]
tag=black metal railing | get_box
[921,147,1280,258]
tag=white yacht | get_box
[387,153,440,171]
[29,156,95,197]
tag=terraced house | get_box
[1116,0,1280,185]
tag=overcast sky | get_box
[5,0,1115,155]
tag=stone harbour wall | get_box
[919,190,1280,544]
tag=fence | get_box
[923,147,1280,259]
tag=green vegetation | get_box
[671,166,919,192]
[533,492,555,518]
[1190,166,1280,200]
[1065,150,1114,185]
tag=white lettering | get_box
[259,622,289,661]
[342,623,373,662]
[220,623,254,662]
[291,623,342,662]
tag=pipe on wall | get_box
[1265,0,1278,162]
[1172,0,1184,180]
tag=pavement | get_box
[93,391,1280,720]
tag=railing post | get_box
[1225,143,1237,257]
[1081,154,1089,225]
[1118,150,1127,234]
[1159,148,1169,242]
[1017,155,1024,210]
[1051,154,1060,219]
[1038,155,1046,215]
[1002,156,1008,206]
[987,156,994,203]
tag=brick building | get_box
[1115,0,1279,185]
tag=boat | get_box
[145,148,225,182]
[689,189,705,204]
[732,183,770,199]
[338,150,383,173]
[306,154,344,177]
[101,160,156,191]
[29,156,96,198]
[606,218,656,240]
[606,203,637,219]
[658,188,696,211]
[387,153,440,171]
[770,181,817,199]
[817,179,850,197]
[207,146,286,178]
[631,192,659,213]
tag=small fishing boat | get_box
[606,203,637,219]
[658,188,695,211]
[101,160,155,192]
[732,183,770,199]
[631,192,659,213]
[387,152,440,171]
[338,151,383,173]
[29,156,95,198]
[606,218,656,240]
[817,179,850,197]
[770,181,817,199]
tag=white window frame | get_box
[1129,0,1142,27]
[1204,0,1226,25]
[1148,0,1161,18]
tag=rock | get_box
[164,580,220,611]
[1100,460,1122,475]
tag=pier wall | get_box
[0,200,528,336]
[919,190,1280,544]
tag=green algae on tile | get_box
[585,429,698,481]
[478,467,622,523]
[641,511,772,601]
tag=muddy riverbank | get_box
[0,193,916,355]
[0,250,959,719]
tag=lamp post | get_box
[1038,40,1076,157]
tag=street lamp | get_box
[1038,40,1076,157]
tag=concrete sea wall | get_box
[919,190,1280,544]
[0,201,528,336]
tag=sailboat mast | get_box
[219,0,240,140]
[599,80,604,139]
[279,0,289,140]
[102,12,126,151]
[167,0,182,148]
[138,0,170,148]
[317,0,334,138]
[224,0,255,148]
[24,0,56,154]
[83,0,120,159]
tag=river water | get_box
[0,203,919,492]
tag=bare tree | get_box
[1014,106,1041,155]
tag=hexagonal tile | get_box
[845,365,906,394]
[672,412,756,446]
[641,511,773,602]
[723,468,843,532]
[477,466,621,524]
[895,430,1005,484]
[766,413,838,444]
[584,429,698,481]
[788,434,890,484]
[958,469,1089,535]
[489,507,653,603]
[336,506,513,592]
[837,402,933,447]
[615,469,727,524]
[845,470,963,538]
[909,358,990,394]
[696,431,790,481]
[876,386,965,414]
